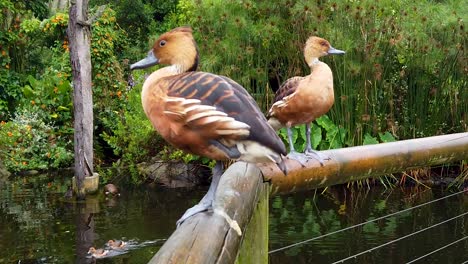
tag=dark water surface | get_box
[0,174,467,263]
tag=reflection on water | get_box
[1,174,467,263]
[269,186,468,263]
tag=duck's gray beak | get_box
[130,50,159,70]
[327,46,345,55]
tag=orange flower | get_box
[22,161,27,165]
[1,50,6,56]
[0,121,5,125]
[116,91,122,98]
[31,100,35,105]
[7,132,13,137]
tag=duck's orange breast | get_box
[270,63,335,127]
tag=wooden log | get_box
[259,132,468,195]
[235,183,269,264]
[68,0,94,199]
[150,132,467,263]
[149,162,266,264]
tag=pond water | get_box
[0,173,466,263]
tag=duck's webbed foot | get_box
[287,151,309,167]
[304,147,329,166]
[176,161,224,227]
[176,201,212,227]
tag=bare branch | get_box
[77,5,106,27]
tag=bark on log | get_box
[149,162,266,264]
[259,132,468,195]
[68,0,93,199]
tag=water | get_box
[269,186,468,263]
[0,174,467,263]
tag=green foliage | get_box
[101,79,160,166]
[278,115,347,151]
[165,0,466,146]
[0,110,73,172]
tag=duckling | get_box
[87,247,109,258]
[104,183,120,196]
[107,239,126,249]
[130,26,286,226]
[268,36,345,165]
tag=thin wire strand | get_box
[331,211,468,263]
[406,236,468,264]
[269,189,466,254]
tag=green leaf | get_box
[363,133,379,145]
[27,75,38,88]
[22,85,35,98]
[311,123,322,149]
[57,106,69,111]
[316,115,336,132]
[379,132,396,143]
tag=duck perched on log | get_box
[268,36,345,166]
[130,26,287,227]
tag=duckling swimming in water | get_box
[87,247,109,258]
[107,239,126,249]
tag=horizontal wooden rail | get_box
[150,132,468,263]
[260,132,468,195]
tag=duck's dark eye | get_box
[159,40,167,47]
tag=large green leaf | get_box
[363,133,379,145]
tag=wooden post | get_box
[149,132,467,263]
[149,162,266,264]
[260,132,468,195]
[235,183,269,264]
[68,0,93,199]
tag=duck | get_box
[87,247,109,258]
[267,36,345,166]
[107,239,126,249]
[104,183,120,196]
[130,26,287,226]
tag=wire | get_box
[269,189,466,254]
[331,211,468,263]
[406,236,468,264]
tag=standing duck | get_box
[268,36,345,165]
[130,26,286,226]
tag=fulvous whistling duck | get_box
[104,184,120,196]
[107,239,126,249]
[268,36,345,166]
[130,26,287,227]
[87,247,109,258]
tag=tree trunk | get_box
[68,0,93,200]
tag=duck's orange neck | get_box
[307,57,320,68]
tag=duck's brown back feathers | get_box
[146,71,286,160]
